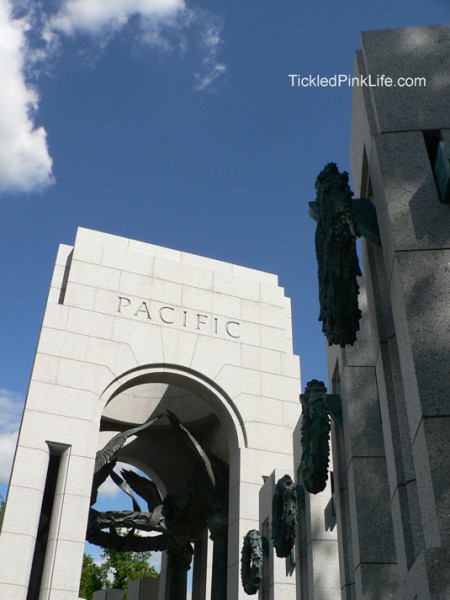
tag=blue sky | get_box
[0,0,447,561]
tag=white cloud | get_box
[0,389,25,483]
[193,12,226,92]
[0,0,54,194]
[0,0,226,196]
[50,0,185,37]
[50,1,226,91]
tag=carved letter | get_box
[182,310,188,327]
[117,296,131,313]
[196,314,208,330]
[134,302,152,319]
[159,307,175,324]
[226,321,240,339]
[213,317,218,334]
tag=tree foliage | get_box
[79,547,158,600]
[79,553,107,600]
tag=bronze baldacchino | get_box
[87,411,229,600]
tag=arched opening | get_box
[87,364,245,600]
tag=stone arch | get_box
[93,363,246,600]
[99,362,248,454]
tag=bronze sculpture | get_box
[87,410,229,600]
[310,162,362,347]
[241,529,263,595]
[271,474,298,558]
[300,380,331,494]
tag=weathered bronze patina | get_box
[300,380,331,494]
[241,529,263,595]
[310,162,362,347]
[87,410,229,600]
[271,474,298,558]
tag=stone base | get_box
[93,589,123,600]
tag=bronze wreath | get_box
[300,380,331,494]
[271,474,298,558]
[241,529,263,595]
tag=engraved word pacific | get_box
[117,296,241,339]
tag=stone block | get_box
[0,532,36,585]
[86,336,138,374]
[76,227,128,250]
[390,484,416,574]
[237,448,293,487]
[348,457,396,564]
[47,286,62,304]
[63,282,97,311]
[42,303,70,330]
[281,353,301,379]
[232,263,277,286]
[245,422,294,455]
[55,242,74,266]
[341,366,385,460]
[181,249,231,272]
[214,365,262,399]
[119,271,182,305]
[25,381,97,421]
[359,25,450,132]
[7,445,48,490]
[38,327,89,362]
[19,409,99,456]
[31,353,59,384]
[70,259,121,291]
[55,493,91,542]
[393,250,450,428]
[180,285,214,312]
[341,279,377,368]
[40,540,84,592]
[306,486,338,543]
[237,394,283,426]
[128,576,159,599]
[349,51,377,195]
[67,307,115,340]
[241,345,282,374]
[55,358,114,395]
[50,263,66,290]
[154,256,213,289]
[1,486,43,538]
[101,245,154,276]
[213,271,260,301]
[72,238,103,264]
[354,562,398,599]
[93,589,124,599]
[260,282,286,307]
[241,299,285,328]
[309,540,340,599]
[375,340,412,492]
[190,335,242,380]
[372,131,450,281]
[362,241,395,343]
[229,480,262,521]
[281,400,302,428]
[63,455,95,496]
[260,324,289,352]
[129,238,181,261]
[261,371,300,402]
[412,416,450,547]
